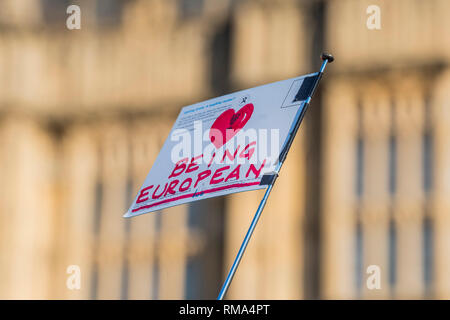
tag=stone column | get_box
[223,121,305,300]
[224,189,265,299]
[0,116,56,299]
[126,120,160,299]
[231,0,307,87]
[60,124,99,299]
[360,83,391,298]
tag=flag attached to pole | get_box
[124,72,319,218]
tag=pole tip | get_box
[321,52,334,63]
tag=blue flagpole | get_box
[217,53,334,300]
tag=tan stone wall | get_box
[327,0,450,71]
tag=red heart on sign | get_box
[209,103,254,149]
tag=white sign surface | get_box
[124,73,318,217]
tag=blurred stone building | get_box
[0,0,449,299]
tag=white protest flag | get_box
[124,72,319,218]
